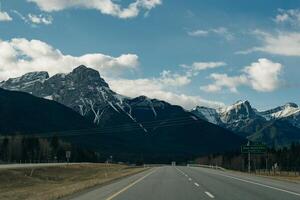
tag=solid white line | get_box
[196,168,300,197]
[205,191,215,198]
[220,173,300,197]
[105,168,157,200]
[194,182,200,187]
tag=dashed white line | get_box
[205,191,215,198]
[194,182,200,187]
[188,178,192,181]
[195,168,300,197]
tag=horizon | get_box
[1,64,299,112]
[1,0,300,110]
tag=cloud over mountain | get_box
[0,38,139,80]
[201,58,283,93]
[27,0,162,19]
[0,11,12,21]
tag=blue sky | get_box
[0,0,300,110]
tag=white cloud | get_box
[0,37,225,109]
[188,30,209,36]
[158,61,226,87]
[191,61,226,71]
[159,70,191,87]
[274,9,300,26]
[201,74,248,93]
[201,58,283,93]
[12,10,53,26]
[0,38,139,80]
[188,27,234,41]
[181,61,226,77]
[28,13,53,25]
[244,58,282,92]
[237,30,300,56]
[0,11,12,21]
[27,0,162,19]
[107,77,224,109]
[107,62,227,109]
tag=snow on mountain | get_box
[191,100,300,141]
[0,71,49,91]
[260,103,300,120]
[218,100,259,124]
[191,106,222,125]
[0,65,186,132]
[0,65,127,125]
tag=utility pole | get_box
[247,141,251,173]
[265,152,268,172]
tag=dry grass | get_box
[0,164,146,200]
[226,169,300,183]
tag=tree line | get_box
[195,143,300,172]
[0,135,101,163]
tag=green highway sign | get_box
[241,144,267,154]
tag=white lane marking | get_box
[196,168,300,197]
[205,191,215,198]
[175,167,186,176]
[188,178,192,181]
[185,174,188,177]
[194,182,200,187]
[105,168,157,200]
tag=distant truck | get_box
[171,161,176,166]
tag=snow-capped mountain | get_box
[191,106,223,125]
[0,65,196,132]
[1,65,129,125]
[1,65,299,147]
[192,100,300,146]
[260,103,300,128]
[0,65,246,159]
[192,100,300,127]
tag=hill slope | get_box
[0,88,94,134]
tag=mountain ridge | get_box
[192,100,300,147]
[0,65,246,161]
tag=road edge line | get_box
[105,168,157,200]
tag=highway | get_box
[68,166,300,200]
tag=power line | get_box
[0,116,200,139]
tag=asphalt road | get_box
[69,166,300,200]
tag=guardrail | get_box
[187,164,226,171]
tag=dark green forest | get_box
[0,135,101,163]
[196,143,300,172]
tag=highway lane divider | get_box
[188,164,226,171]
[105,168,158,200]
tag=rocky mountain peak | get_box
[219,100,258,124]
[284,102,298,108]
[6,71,49,83]
[69,65,109,88]
[0,71,49,90]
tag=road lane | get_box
[69,166,210,200]
[178,166,300,200]
[69,166,300,200]
[110,166,209,200]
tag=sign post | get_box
[241,142,267,173]
[66,151,71,163]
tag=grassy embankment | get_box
[0,163,147,200]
